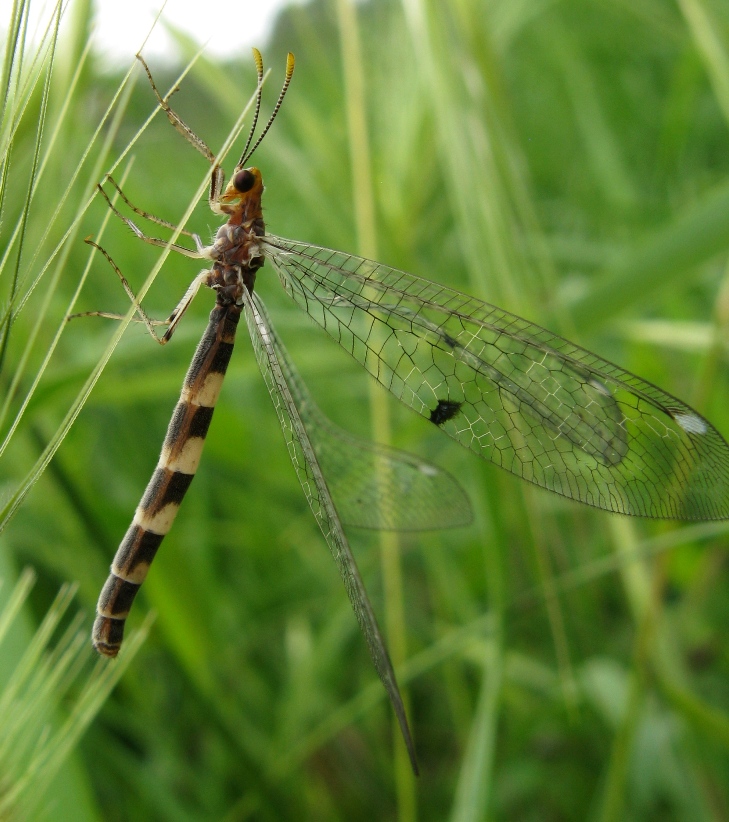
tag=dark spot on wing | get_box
[442,333,458,349]
[430,400,462,426]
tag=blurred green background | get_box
[2,0,729,819]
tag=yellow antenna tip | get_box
[252,47,263,73]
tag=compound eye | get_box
[233,169,255,192]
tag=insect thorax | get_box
[208,218,266,302]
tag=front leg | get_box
[135,55,231,220]
[136,54,217,166]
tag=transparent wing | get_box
[263,235,729,520]
[266,311,472,531]
[242,289,418,773]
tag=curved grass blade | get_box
[0,568,150,820]
[263,235,729,520]
[242,289,419,774]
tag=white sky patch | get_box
[27,0,304,65]
[95,0,304,63]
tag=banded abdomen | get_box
[92,300,242,656]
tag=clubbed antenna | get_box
[238,48,265,166]
[239,51,295,166]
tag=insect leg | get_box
[75,237,209,344]
[95,183,209,259]
[136,54,216,165]
[135,55,227,217]
[103,175,204,249]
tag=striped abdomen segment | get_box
[93,301,242,656]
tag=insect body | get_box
[92,167,265,656]
[85,51,729,774]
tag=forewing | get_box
[242,289,418,773]
[264,235,729,520]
